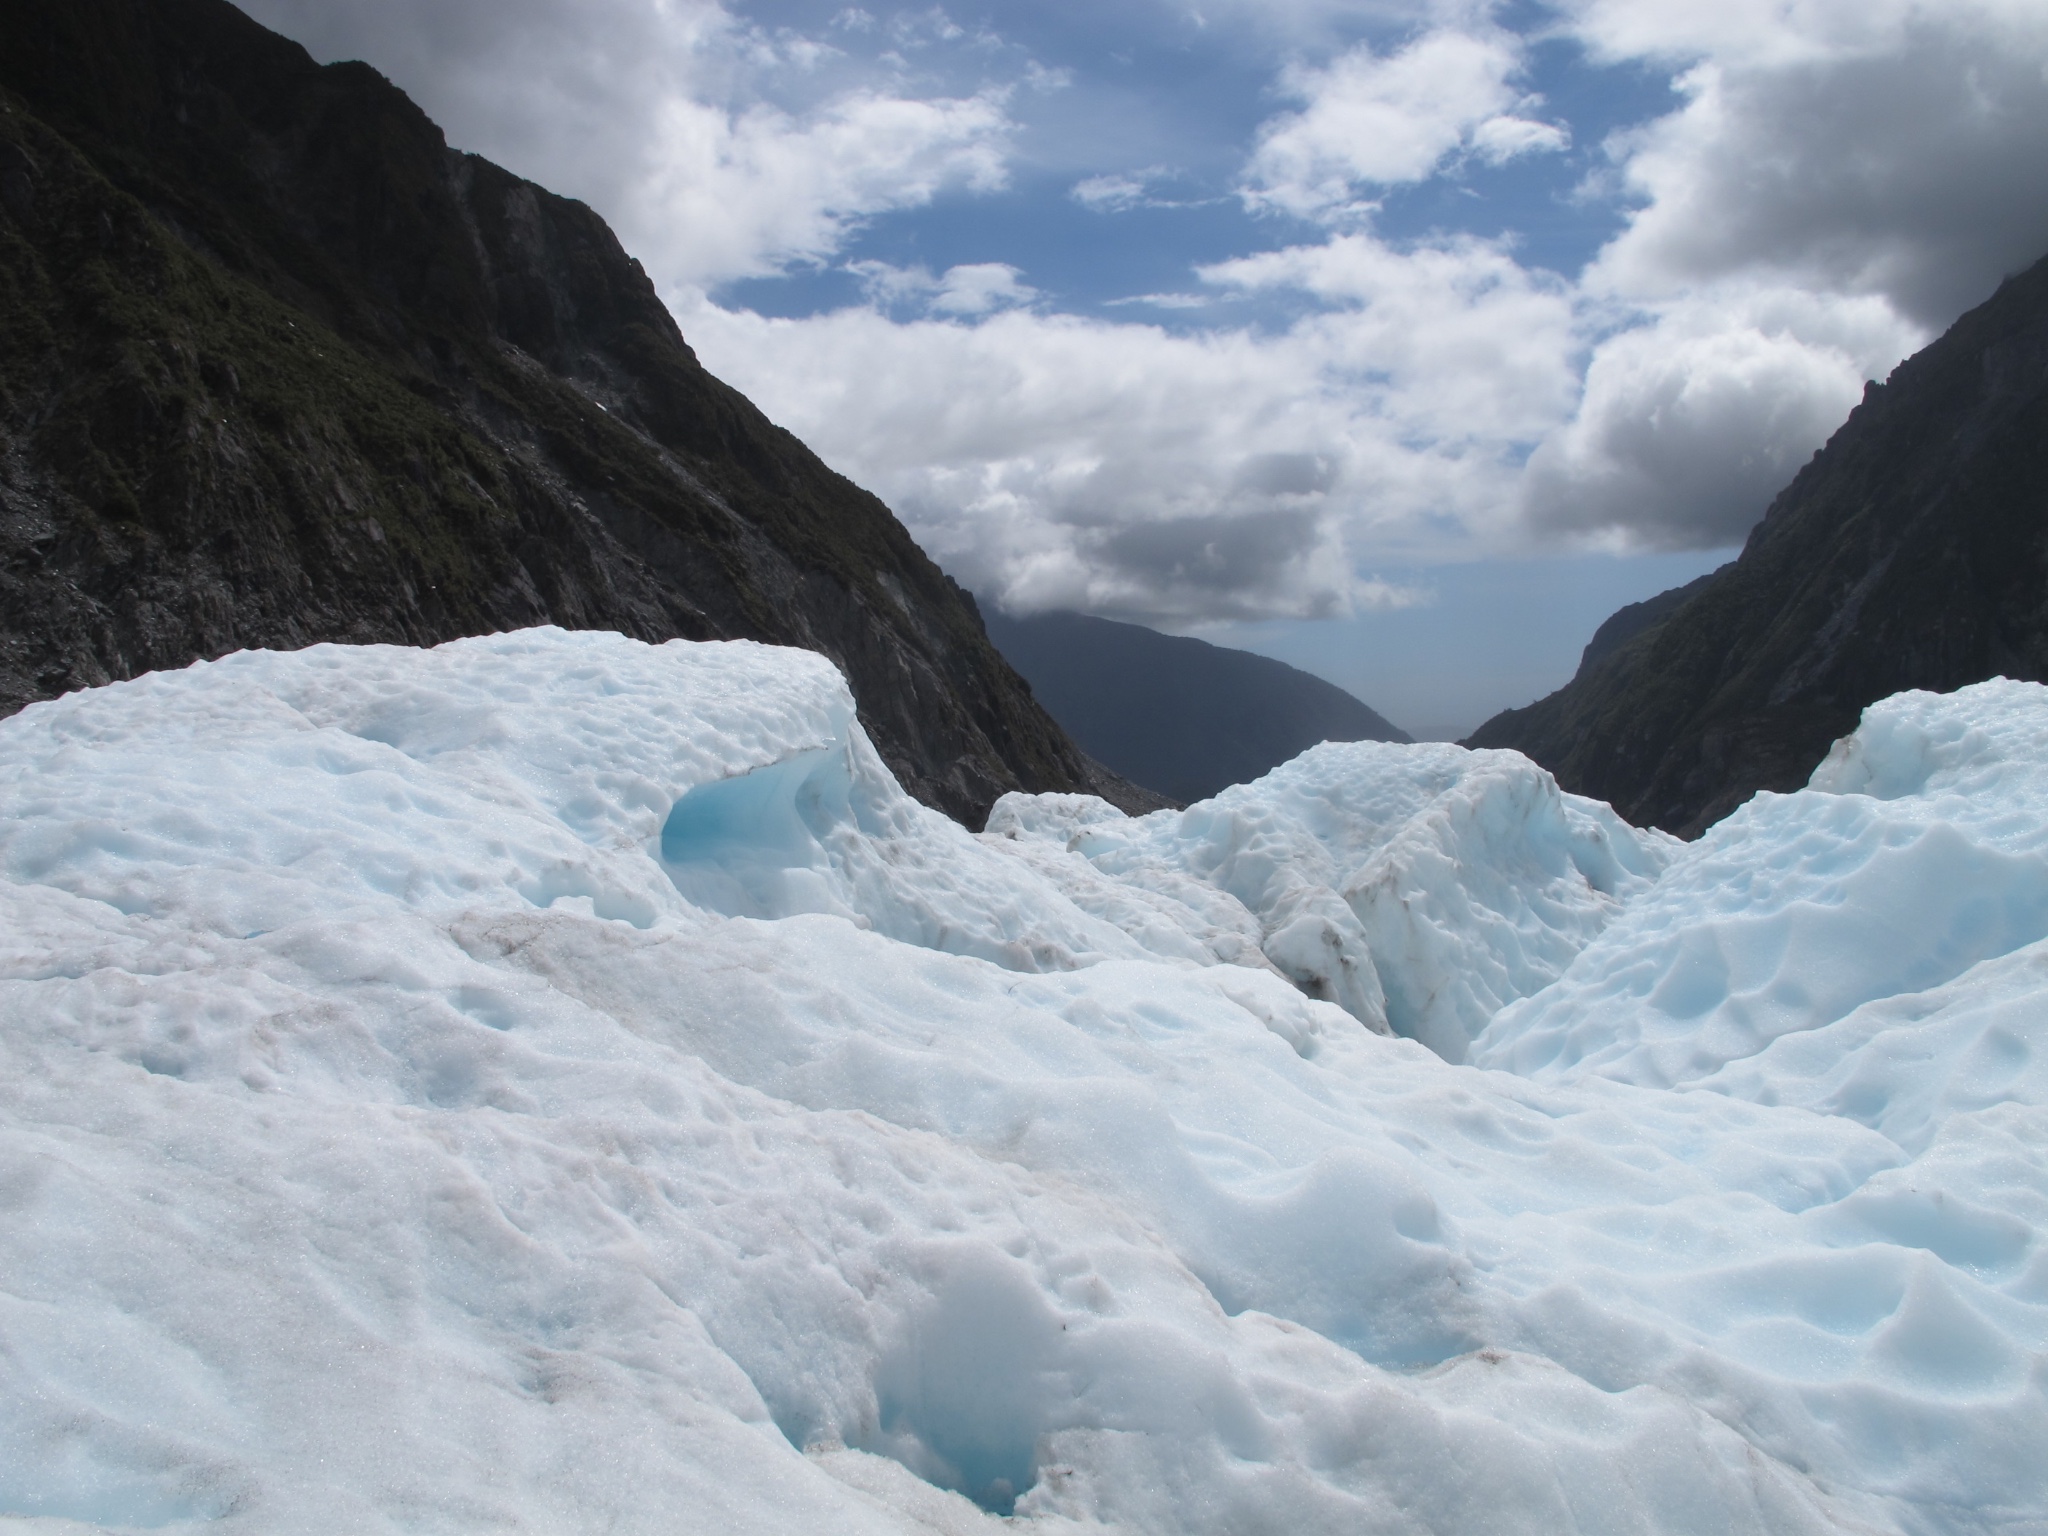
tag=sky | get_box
[239,0,2048,739]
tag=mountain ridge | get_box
[0,0,1127,824]
[1467,251,2048,836]
[984,607,1410,805]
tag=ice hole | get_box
[661,749,837,865]
[865,1251,1066,1515]
[658,747,856,920]
[0,1440,212,1531]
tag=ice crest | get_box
[990,740,1676,1055]
[0,633,2042,1536]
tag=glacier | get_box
[0,627,2040,1536]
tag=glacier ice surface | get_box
[0,631,2041,1535]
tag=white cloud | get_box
[1169,0,1461,47]
[1470,114,1569,165]
[1102,292,1216,311]
[930,263,1037,314]
[1522,287,1919,548]
[237,0,1019,287]
[1517,0,2048,546]
[1220,0,2048,554]
[846,258,943,309]
[1586,20,2048,326]
[1071,168,1221,214]
[1242,29,1567,220]
[849,260,1037,315]
[681,231,1577,622]
[1563,0,2048,71]
[632,88,1011,284]
[1354,577,1436,610]
[1072,173,1150,212]
[887,6,969,47]
[1199,234,1579,443]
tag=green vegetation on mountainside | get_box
[0,0,1105,823]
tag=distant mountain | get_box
[1467,250,2048,836]
[983,608,1410,805]
[0,0,1117,825]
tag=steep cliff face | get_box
[0,0,1107,824]
[1467,253,2048,836]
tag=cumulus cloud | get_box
[928,262,1037,314]
[1198,234,1579,444]
[1520,0,2048,546]
[1522,290,1917,547]
[1470,113,1570,165]
[1586,16,2048,326]
[848,259,1037,315]
[1563,0,2048,72]
[1242,29,1567,219]
[681,230,1576,621]
[682,300,1363,620]
[633,89,1010,283]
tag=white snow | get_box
[989,741,1678,1054]
[0,631,2041,1535]
[1475,679,2048,1089]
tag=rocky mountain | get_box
[0,0,1123,825]
[1467,251,2048,837]
[1570,569,1722,675]
[983,608,1409,805]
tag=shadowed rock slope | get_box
[0,0,1114,824]
[984,608,1410,805]
[1468,252,2048,837]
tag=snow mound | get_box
[0,634,2043,1536]
[1476,679,2048,1087]
[0,629,1177,974]
[990,741,1676,1056]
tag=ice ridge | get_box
[0,630,2041,1536]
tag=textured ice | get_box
[989,742,1676,1056]
[1476,680,2048,1089]
[0,633,2042,1536]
